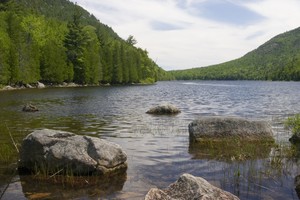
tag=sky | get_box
[71,0,300,71]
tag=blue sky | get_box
[191,0,264,25]
[72,0,300,70]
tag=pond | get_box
[1,81,300,199]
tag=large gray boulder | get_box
[19,129,127,175]
[189,117,274,142]
[146,104,181,115]
[145,173,239,200]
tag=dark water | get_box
[1,81,300,199]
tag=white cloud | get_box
[72,0,300,70]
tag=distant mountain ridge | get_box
[170,27,300,81]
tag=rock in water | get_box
[25,84,33,88]
[145,173,240,200]
[3,85,15,90]
[189,116,274,142]
[22,104,39,112]
[146,104,181,115]
[295,175,300,199]
[289,134,300,144]
[19,129,127,175]
[37,81,45,89]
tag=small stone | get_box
[22,104,39,112]
[146,104,181,115]
[37,81,45,89]
[26,84,34,89]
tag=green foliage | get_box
[171,27,300,81]
[64,8,87,84]
[4,9,40,84]
[82,25,101,84]
[126,35,137,46]
[0,0,164,85]
[40,39,69,83]
[139,77,155,84]
[285,114,300,135]
[0,13,10,84]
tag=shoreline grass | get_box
[285,114,300,135]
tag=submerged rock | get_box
[145,173,239,200]
[295,175,300,199]
[22,104,39,112]
[289,134,300,144]
[20,170,127,199]
[19,129,127,175]
[189,139,274,161]
[146,104,181,115]
[189,116,274,142]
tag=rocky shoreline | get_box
[0,81,104,91]
[0,81,155,92]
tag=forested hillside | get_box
[170,27,300,81]
[0,0,170,86]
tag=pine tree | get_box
[101,42,113,83]
[40,39,68,83]
[112,42,123,84]
[82,25,101,84]
[120,43,129,83]
[0,14,10,84]
[64,7,86,83]
[6,11,21,84]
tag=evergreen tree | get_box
[82,25,101,84]
[64,8,86,83]
[120,43,129,83]
[40,39,68,83]
[101,42,113,83]
[126,35,137,46]
[112,41,123,84]
[6,11,21,84]
[0,13,10,84]
[128,49,139,83]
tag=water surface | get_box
[1,81,300,199]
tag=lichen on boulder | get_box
[189,116,274,142]
[145,173,240,200]
[18,129,127,175]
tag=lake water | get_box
[1,81,300,199]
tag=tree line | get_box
[0,0,169,86]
